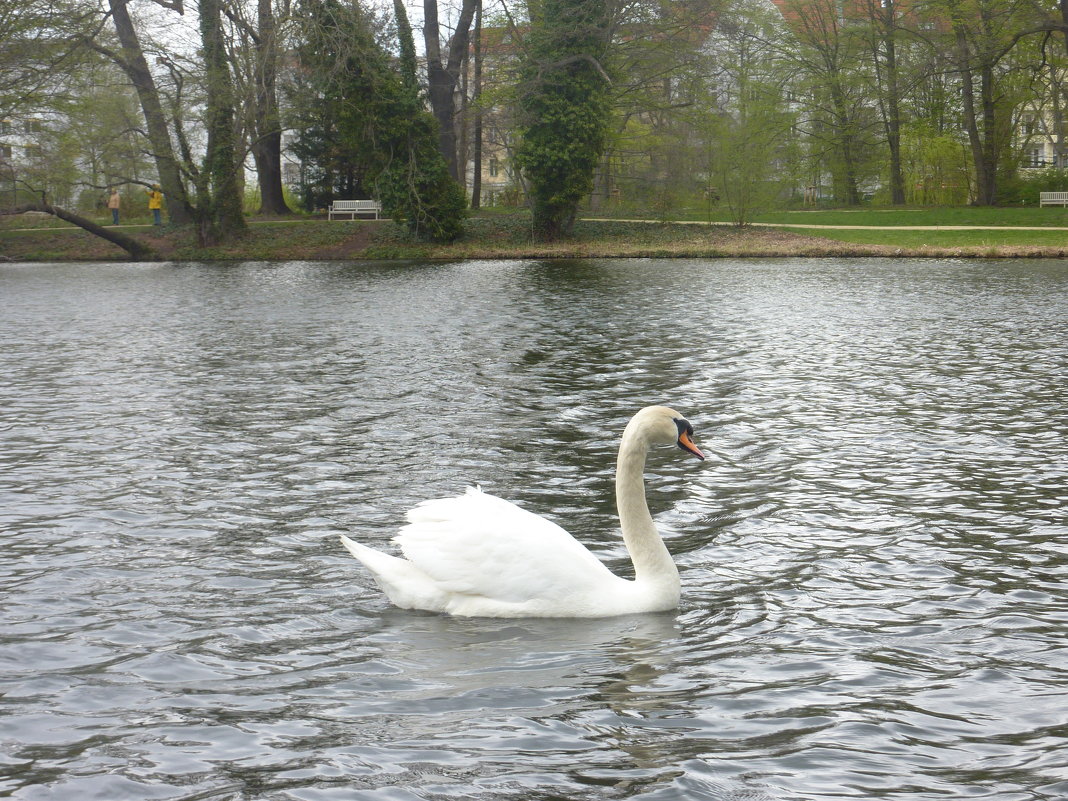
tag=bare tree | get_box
[424,0,479,180]
[226,0,291,214]
[93,0,195,224]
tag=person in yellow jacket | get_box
[146,184,164,226]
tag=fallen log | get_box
[1,202,157,261]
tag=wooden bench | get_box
[1039,191,1068,206]
[329,199,382,219]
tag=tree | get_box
[95,0,195,225]
[288,0,465,241]
[251,0,289,214]
[2,201,155,259]
[596,0,722,212]
[937,0,1036,204]
[470,0,484,208]
[379,0,467,241]
[776,0,880,204]
[515,0,615,239]
[92,0,251,242]
[226,0,291,214]
[860,0,907,204]
[702,2,795,224]
[423,0,479,180]
[197,0,247,242]
[0,0,98,119]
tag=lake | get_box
[1,258,1066,800]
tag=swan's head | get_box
[630,405,705,460]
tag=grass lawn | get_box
[5,207,1068,261]
[649,205,1068,228]
[781,226,1068,249]
[760,206,1068,227]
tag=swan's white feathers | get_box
[338,405,700,617]
[394,487,614,603]
[338,534,450,612]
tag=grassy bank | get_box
[641,204,1068,228]
[5,209,1068,262]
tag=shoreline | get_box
[4,216,1068,262]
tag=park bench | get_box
[329,199,382,220]
[1039,191,1068,206]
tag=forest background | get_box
[7,0,1068,248]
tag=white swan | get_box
[339,405,704,618]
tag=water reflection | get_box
[1,258,1066,801]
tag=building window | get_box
[24,119,44,134]
[0,119,11,135]
[24,144,43,160]
[0,144,11,159]
[489,157,499,178]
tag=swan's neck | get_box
[616,429,681,590]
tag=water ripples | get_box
[1,258,1066,800]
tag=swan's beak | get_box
[678,430,705,461]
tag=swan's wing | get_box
[394,487,616,604]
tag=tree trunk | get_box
[106,0,194,225]
[199,0,247,244]
[470,0,483,208]
[3,202,156,260]
[979,63,1000,204]
[957,28,995,205]
[252,0,289,215]
[423,0,479,180]
[880,0,906,204]
[829,79,861,205]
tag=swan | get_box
[339,405,704,618]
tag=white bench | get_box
[329,199,382,219]
[1039,191,1068,206]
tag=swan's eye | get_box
[673,418,693,437]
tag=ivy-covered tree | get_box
[197,0,246,243]
[514,0,614,240]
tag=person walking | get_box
[146,184,164,226]
[107,189,121,225]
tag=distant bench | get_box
[329,199,382,220]
[1039,191,1068,207]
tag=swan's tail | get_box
[338,534,449,612]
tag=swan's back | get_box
[395,487,617,608]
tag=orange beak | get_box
[678,430,705,461]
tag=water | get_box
[1,258,1066,801]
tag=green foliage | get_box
[707,105,786,225]
[0,0,93,120]
[1013,168,1068,205]
[286,0,382,209]
[375,124,468,243]
[514,0,613,240]
[243,184,300,215]
[286,0,465,242]
[899,123,971,205]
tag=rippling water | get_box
[1,258,1066,801]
